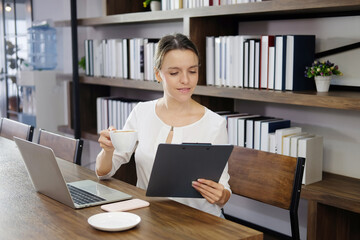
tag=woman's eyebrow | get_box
[167,65,199,70]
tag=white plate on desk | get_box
[88,212,141,231]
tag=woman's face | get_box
[156,49,199,103]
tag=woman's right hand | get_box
[98,126,116,152]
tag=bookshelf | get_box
[58,0,360,239]
[77,75,360,111]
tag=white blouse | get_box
[97,99,231,216]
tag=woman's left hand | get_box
[192,179,231,207]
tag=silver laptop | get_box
[14,137,132,209]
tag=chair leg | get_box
[290,211,300,240]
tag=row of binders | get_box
[96,97,139,133]
[84,38,159,81]
[206,35,316,91]
[161,0,263,11]
[222,112,323,184]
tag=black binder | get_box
[146,143,234,198]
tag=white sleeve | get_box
[96,103,139,180]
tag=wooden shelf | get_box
[78,75,360,111]
[54,0,360,27]
[302,172,360,214]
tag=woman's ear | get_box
[155,69,162,82]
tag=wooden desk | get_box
[302,172,360,240]
[0,137,262,240]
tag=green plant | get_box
[79,56,86,71]
[143,0,160,8]
[305,60,342,78]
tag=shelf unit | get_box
[58,1,360,239]
[78,75,360,111]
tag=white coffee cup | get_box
[110,130,138,153]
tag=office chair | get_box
[226,146,305,240]
[37,128,83,165]
[0,117,34,141]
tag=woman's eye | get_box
[170,72,178,76]
[189,70,197,74]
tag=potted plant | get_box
[305,60,342,92]
[143,0,161,11]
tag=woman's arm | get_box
[96,127,115,176]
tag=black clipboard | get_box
[146,143,234,198]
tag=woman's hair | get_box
[154,33,200,71]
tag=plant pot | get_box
[150,1,161,11]
[314,76,331,92]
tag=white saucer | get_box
[88,212,141,232]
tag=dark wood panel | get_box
[112,154,137,186]
[106,0,147,15]
[302,172,360,214]
[314,203,360,240]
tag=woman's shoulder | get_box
[134,99,157,111]
[203,108,226,126]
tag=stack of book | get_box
[96,97,139,133]
[161,0,263,11]
[223,112,323,184]
[84,38,159,81]
[206,34,316,91]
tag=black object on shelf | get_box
[315,42,360,58]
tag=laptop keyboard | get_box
[67,184,106,205]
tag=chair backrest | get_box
[227,146,305,240]
[0,118,34,141]
[37,129,83,164]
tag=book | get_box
[274,35,287,91]
[283,132,309,156]
[254,41,260,89]
[214,37,221,86]
[122,39,128,79]
[254,118,281,150]
[246,116,274,149]
[268,133,276,153]
[290,133,315,157]
[260,35,275,89]
[275,127,302,154]
[243,40,249,88]
[260,119,291,152]
[285,35,316,91]
[267,46,275,89]
[85,40,90,76]
[237,115,260,147]
[298,135,323,185]
[236,35,259,88]
[225,113,249,145]
[206,36,215,86]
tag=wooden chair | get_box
[37,128,83,165]
[0,117,34,141]
[226,146,305,240]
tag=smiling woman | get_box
[95,33,231,218]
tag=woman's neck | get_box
[156,96,204,128]
[158,96,194,114]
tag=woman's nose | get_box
[180,73,190,84]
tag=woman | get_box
[96,33,231,217]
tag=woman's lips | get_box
[177,87,191,94]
